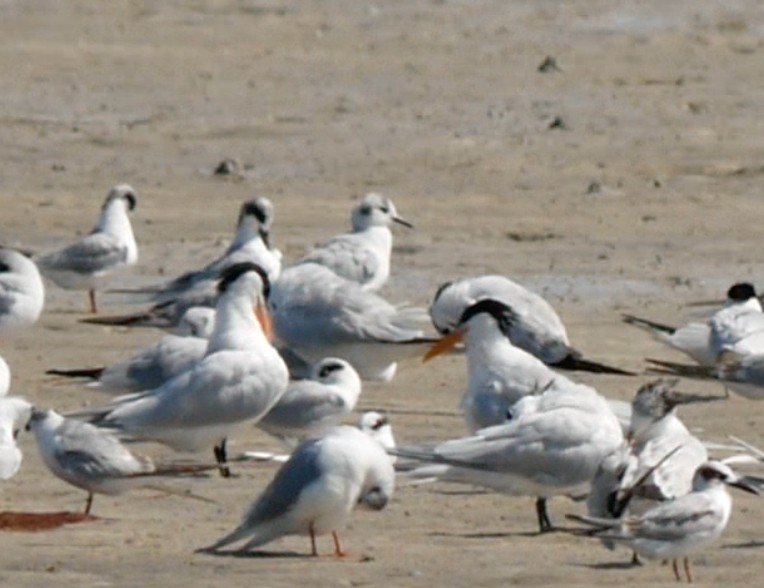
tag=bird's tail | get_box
[46,367,105,380]
[645,358,715,379]
[622,313,677,336]
[553,353,635,376]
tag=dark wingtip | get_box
[46,367,104,380]
[553,354,635,375]
[79,313,150,327]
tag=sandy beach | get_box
[3,1,764,586]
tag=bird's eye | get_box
[360,205,372,215]
[379,206,389,214]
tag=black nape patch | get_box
[218,262,270,297]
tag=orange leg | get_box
[88,289,97,314]
[309,522,318,556]
[332,531,345,557]
[684,558,692,583]
[672,559,680,582]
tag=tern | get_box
[46,307,215,394]
[572,461,760,583]
[84,263,289,476]
[430,275,632,374]
[393,377,624,532]
[269,262,436,382]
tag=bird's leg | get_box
[672,559,680,582]
[84,492,94,515]
[309,522,318,557]
[88,289,97,314]
[332,531,346,557]
[535,497,553,533]
[214,440,231,478]
[630,551,642,566]
[683,557,692,583]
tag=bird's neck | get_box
[206,295,267,353]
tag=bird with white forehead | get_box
[298,192,413,292]
[199,425,395,557]
[0,248,45,330]
[35,184,138,313]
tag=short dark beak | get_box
[392,216,414,229]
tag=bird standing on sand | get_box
[36,184,138,313]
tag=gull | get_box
[0,396,32,480]
[269,262,436,381]
[85,263,289,475]
[116,197,282,305]
[0,247,45,330]
[28,408,214,514]
[623,282,762,367]
[393,377,624,532]
[0,355,10,397]
[46,307,215,394]
[298,192,412,292]
[571,461,760,583]
[35,184,138,314]
[359,411,396,455]
[257,358,361,444]
[199,425,395,556]
[430,275,632,374]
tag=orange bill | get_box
[423,328,465,363]
[255,303,274,343]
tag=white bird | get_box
[0,248,45,330]
[430,275,631,374]
[0,355,10,397]
[257,358,362,444]
[35,184,138,313]
[298,192,412,292]
[424,298,574,432]
[117,197,282,305]
[270,262,435,382]
[394,378,624,532]
[47,307,215,394]
[572,461,759,583]
[0,396,32,480]
[28,408,214,514]
[618,380,714,507]
[623,282,762,367]
[359,411,396,454]
[87,263,289,475]
[199,425,395,556]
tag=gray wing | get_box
[259,381,346,431]
[627,494,722,541]
[39,233,128,275]
[100,336,207,392]
[244,439,324,525]
[101,349,283,430]
[55,419,147,478]
[301,236,379,286]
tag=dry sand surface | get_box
[3,0,764,586]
